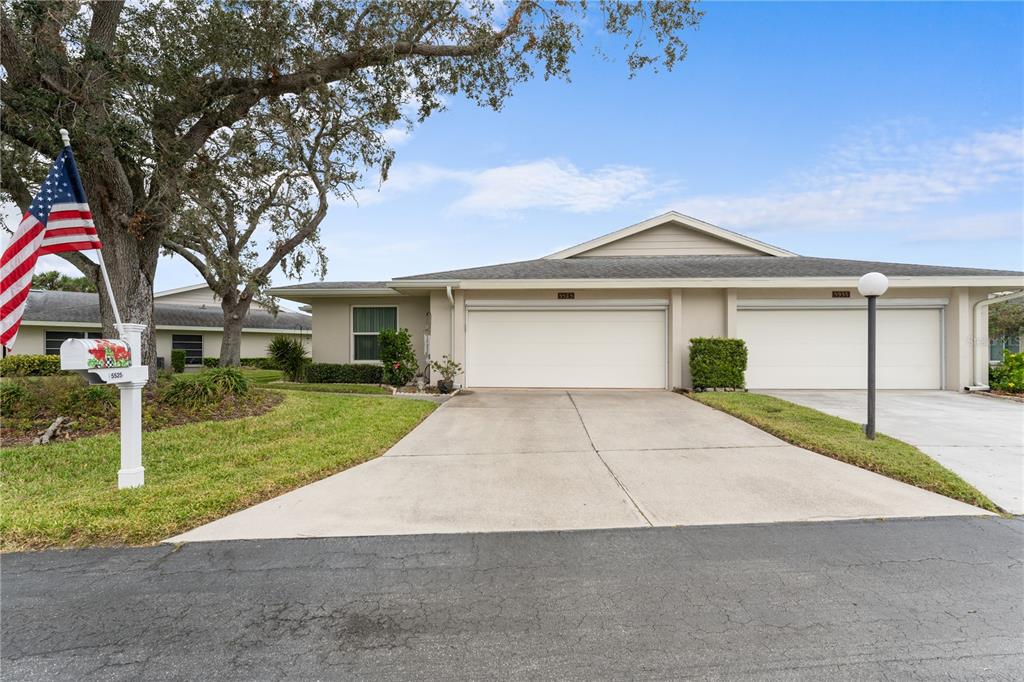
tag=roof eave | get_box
[446,275,1024,289]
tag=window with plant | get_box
[352,307,398,361]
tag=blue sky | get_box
[47,2,1024,289]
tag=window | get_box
[352,306,397,361]
[990,336,1021,362]
[172,334,204,366]
[44,330,103,355]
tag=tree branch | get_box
[162,238,220,292]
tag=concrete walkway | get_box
[760,390,1024,514]
[169,390,988,543]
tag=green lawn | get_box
[266,382,392,395]
[235,368,284,384]
[1,391,434,551]
[690,392,1000,512]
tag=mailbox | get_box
[60,337,147,384]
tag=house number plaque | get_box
[557,292,576,300]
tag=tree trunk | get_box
[96,227,159,381]
[82,164,162,382]
[219,292,252,367]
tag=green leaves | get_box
[689,337,748,390]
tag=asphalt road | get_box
[3,517,1022,680]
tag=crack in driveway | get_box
[567,390,654,527]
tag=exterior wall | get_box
[677,288,728,388]
[308,296,430,370]
[155,285,272,310]
[286,283,1013,391]
[9,324,309,364]
[575,223,763,257]
[153,330,310,364]
[8,325,79,355]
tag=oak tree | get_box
[1,0,703,377]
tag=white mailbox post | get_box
[60,323,149,488]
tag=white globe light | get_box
[857,272,889,297]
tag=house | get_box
[9,286,312,366]
[270,212,1024,391]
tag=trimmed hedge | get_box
[0,354,63,376]
[202,357,220,368]
[240,357,280,370]
[689,337,748,390]
[305,362,384,385]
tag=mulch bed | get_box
[1,389,283,448]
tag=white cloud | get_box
[380,126,412,147]
[356,158,666,216]
[902,211,1023,243]
[672,127,1024,232]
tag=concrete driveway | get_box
[170,390,987,543]
[760,390,1024,514]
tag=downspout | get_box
[970,289,1024,389]
[446,286,456,384]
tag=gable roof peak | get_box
[544,212,798,260]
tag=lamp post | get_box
[857,272,889,439]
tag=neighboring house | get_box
[990,336,1021,362]
[9,286,312,366]
[270,212,1024,391]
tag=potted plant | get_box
[429,355,462,394]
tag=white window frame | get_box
[350,305,399,364]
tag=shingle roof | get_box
[22,290,312,330]
[393,255,1024,280]
[271,281,390,291]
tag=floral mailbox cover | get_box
[60,338,132,370]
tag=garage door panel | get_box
[738,308,941,390]
[466,309,666,388]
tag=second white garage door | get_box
[466,308,667,388]
[737,308,942,389]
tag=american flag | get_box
[1,146,102,350]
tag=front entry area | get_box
[465,308,667,388]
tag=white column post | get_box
[115,323,147,489]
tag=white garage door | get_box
[466,309,667,388]
[737,308,942,389]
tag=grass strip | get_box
[690,391,1000,513]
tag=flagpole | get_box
[60,128,124,330]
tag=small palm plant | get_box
[267,336,308,382]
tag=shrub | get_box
[240,357,279,370]
[0,381,27,417]
[689,337,748,390]
[160,375,217,409]
[200,367,250,396]
[429,355,462,382]
[305,362,384,384]
[379,328,418,387]
[0,354,63,376]
[202,357,220,368]
[989,350,1024,393]
[61,384,117,416]
[170,350,186,373]
[267,336,308,382]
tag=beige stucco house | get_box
[9,284,311,366]
[271,212,1023,391]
